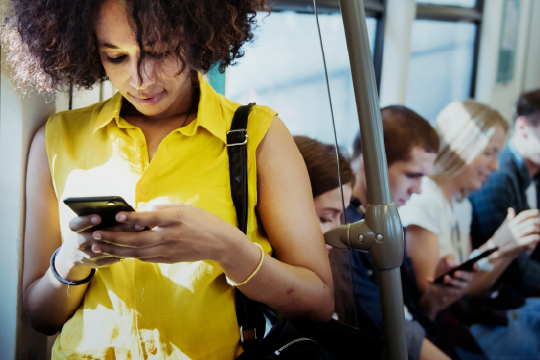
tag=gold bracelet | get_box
[226,243,265,286]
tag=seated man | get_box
[332,106,477,359]
[294,134,451,360]
[469,89,540,297]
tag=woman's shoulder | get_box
[399,178,445,234]
[402,178,445,210]
[47,97,112,134]
[218,95,278,149]
[220,96,277,127]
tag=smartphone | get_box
[433,247,499,284]
[63,196,135,231]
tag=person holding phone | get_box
[469,89,540,297]
[5,1,334,358]
[399,100,540,359]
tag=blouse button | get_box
[136,139,145,147]
[139,186,148,194]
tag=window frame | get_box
[269,0,386,92]
[414,0,485,98]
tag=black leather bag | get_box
[227,104,364,360]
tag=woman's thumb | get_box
[507,207,516,220]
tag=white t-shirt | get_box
[399,177,472,263]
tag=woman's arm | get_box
[465,255,514,297]
[23,126,126,335]
[241,116,334,322]
[406,225,474,318]
[22,126,88,335]
[216,116,334,322]
[407,226,514,299]
[418,339,450,360]
[405,225,440,294]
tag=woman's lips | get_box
[131,91,165,106]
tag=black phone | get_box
[433,247,499,284]
[63,196,135,231]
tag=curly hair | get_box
[1,0,267,93]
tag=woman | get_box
[293,136,354,247]
[399,100,540,359]
[3,1,334,358]
[295,135,452,360]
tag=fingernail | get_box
[91,216,100,225]
[93,232,102,240]
[135,224,144,231]
[118,214,127,221]
[92,245,101,253]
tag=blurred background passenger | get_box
[323,107,456,360]
[293,136,354,250]
[469,89,540,298]
[400,100,540,360]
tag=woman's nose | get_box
[410,179,422,195]
[129,58,155,90]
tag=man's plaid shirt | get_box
[469,144,540,295]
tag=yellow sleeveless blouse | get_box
[46,74,276,359]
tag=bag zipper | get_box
[274,337,316,356]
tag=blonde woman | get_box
[399,100,540,359]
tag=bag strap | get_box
[227,103,261,352]
[227,103,254,234]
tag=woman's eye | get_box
[106,55,127,64]
[319,217,331,224]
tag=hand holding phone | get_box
[63,196,136,231]
[54,196,140,280]
[433,247,498,284]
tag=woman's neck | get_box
[434,177,461,205]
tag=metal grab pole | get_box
[338,1,408,359]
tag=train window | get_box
[416,0,476,7]
[226,11,376,147]
[405,20,477,123]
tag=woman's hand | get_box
[55,214,141,282]
[90,204,246,265]
[419,254,475,319]
[489,208,540,258]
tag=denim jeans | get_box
[469,298,540,360]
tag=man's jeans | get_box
[469,298,540,360]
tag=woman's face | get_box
[455,126,507,191]
[313,184,352,254]
[94,0,190,117]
